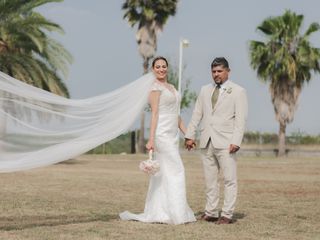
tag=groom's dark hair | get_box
[211,57,229,69]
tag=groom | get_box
[185,57,248,224]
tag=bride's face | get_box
[153,59,168,81]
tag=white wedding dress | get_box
[120,81,196,225]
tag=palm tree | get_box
[249,10,320,156]
[0,0,72,97]
[122,0,178,153]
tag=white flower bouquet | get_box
[139,150,160,175]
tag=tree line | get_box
[87,131,320,155]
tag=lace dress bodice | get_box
[150,81,180,115]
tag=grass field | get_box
[0,153,319,240]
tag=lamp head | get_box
[181,39,189,48]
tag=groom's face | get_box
[211,65,230,84]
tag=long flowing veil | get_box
[0,71,155,172]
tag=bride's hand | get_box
[146,140,154,151]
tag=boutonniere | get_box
[226,87,232,94]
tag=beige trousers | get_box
[201,140,237,219]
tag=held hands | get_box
[185,139,196,151]
[184,140,239,152]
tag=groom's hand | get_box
[229,144,240,153]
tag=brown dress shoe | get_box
[199,213,219,222]
[216,216,233,224]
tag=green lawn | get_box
[0,153,319,240]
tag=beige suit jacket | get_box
[185,80,248,149]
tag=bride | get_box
[119,56,196,225]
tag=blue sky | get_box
[38,0,320,135]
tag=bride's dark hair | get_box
[152,56,168,68]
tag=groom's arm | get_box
[231,88,248,148]
[185,87,204,141]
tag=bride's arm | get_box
[178,116,187,135]
[146,91,161,151]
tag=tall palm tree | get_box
[0,0,72,97]
[249,10,320,156]
[122,0,178,153]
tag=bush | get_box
[88,131,320,154]
[243,131,320,145]
[243,131,278,144]
[87,132,132,154]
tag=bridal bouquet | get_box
[139,150,160,175]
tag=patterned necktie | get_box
[211,84,221,109]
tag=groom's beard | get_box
[214,79,223,85]
[214,78,227,85]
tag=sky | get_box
[38,0,320,135]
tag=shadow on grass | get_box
[56,159,82,165]
[0,213,118,231]
[232,212,246,223]
[233,212,246,220]
[195,211,246,222]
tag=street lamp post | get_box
[177,38,189,147]
[178,38,189,98]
